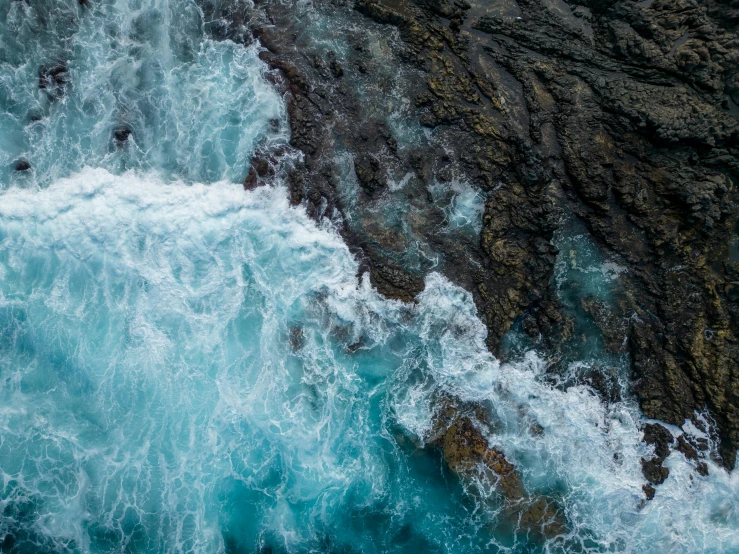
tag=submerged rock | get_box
[244,146,288,190]
[38,63,68,98]
[583,366,622,404]
[113,126,132,143]
[429,398,567,540]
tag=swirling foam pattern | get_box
[0,172,737,553]
[0,0,284,185]
[0,0,737,552]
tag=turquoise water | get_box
[1,0,738,553]
[0,0,284,185]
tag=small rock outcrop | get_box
[429,398,567,540]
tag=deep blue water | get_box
[0,0,738,552]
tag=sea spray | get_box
[0,171,737,553]
[0,0,285,186]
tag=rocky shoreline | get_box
[235,0,738,512]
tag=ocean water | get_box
[0,0,284,185]
[0,0,738,553]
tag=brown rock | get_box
[429,398,566,539]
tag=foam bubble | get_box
[0,170,737,553]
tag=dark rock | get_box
[39,64,67,88]
[38,64,68,98]
[641,457,669,485]
[14,160,31,172]
[689,435,709,452]
[675,434,698,461]
[522,314,540,337]
[580,297,628,353]
[429,397,567,539]
[584,367,622,403]
[113,127,132,143]
[288,326,304,351]
[248,0,739,472]
[329,59,343,78]
[640,423,673,485]
[244,167,259,190]
[364,252,425,303]
[353,154,386,196]
[642,483,656,500]
[642,423,673,460]
[244,146,288,191]
[529,422,545,436]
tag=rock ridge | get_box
[240,0,738,489]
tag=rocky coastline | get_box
[231,0,738,516]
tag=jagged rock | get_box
[244,146,287,190]
[643,423,674,460]
[584,367,622,403]
[675,434,699,461]
[246,0,739,471]
[641,457,670,485]
[429,398,567,540]
[640,423,673,485]
[348,0,739,469]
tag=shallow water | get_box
[0,0,738,553]
[0,0,284,185]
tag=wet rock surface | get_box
[38,63,68,98]
[113,126,132,144]
[640,421,712,490]
[243,0,739,478]
[641,422,673,485]
[13,160,31,172]
[429,397,567,540]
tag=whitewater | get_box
[0,0,737,552]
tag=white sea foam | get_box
[0,0,285,186]
[427,179,485,234]
[3,169,733,553]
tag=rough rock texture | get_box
[429,398,566,539]
[641,422,674,484]
[246,0,739,474]
[469,0,739,470]
[640,422,713,488]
